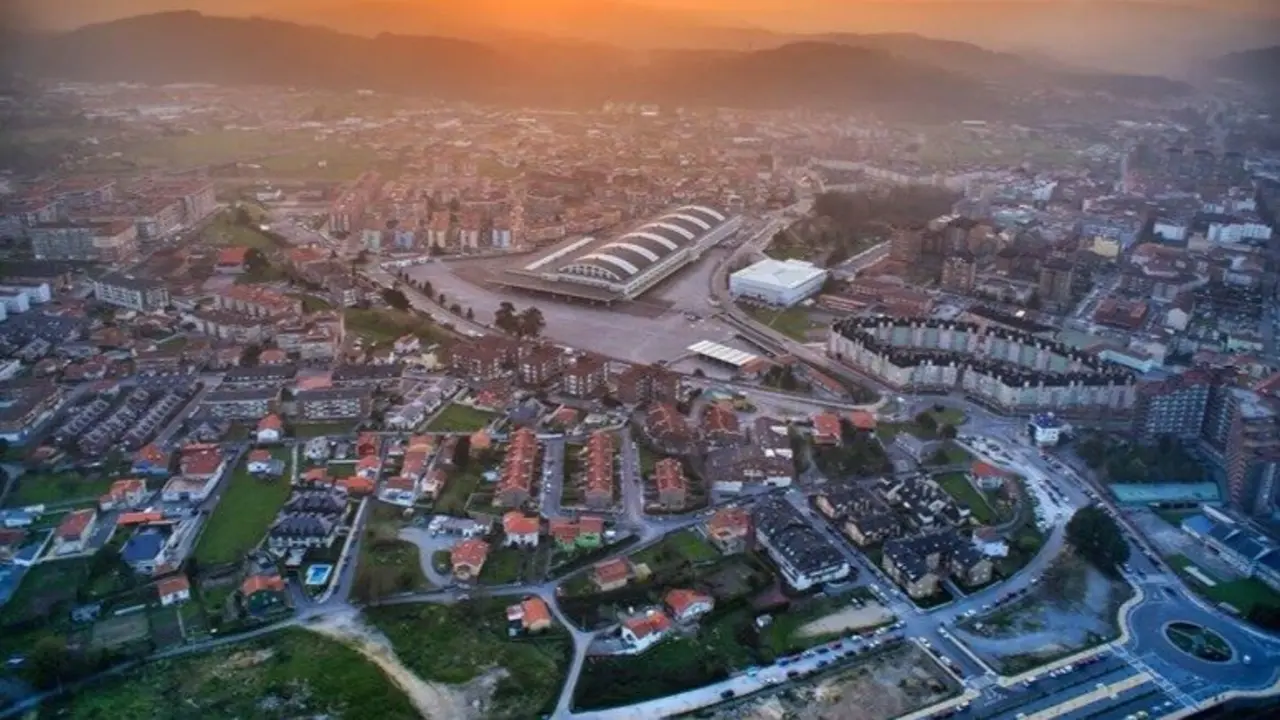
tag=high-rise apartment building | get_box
[1037,258,1075,307]
[940,254,977,294]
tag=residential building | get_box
[940,254,977,294]
[30,220,138,263]
[644,402,694,452]
[256,414,284,444]
[752,498,851,591]
[451,538,490,581]
[496,428,539,507]
[701,402,742,446]
[549,516,604,550]
[583,431,615,510]
[502,512,540,548]
[200,387,278,421]
[591,557,631,592]
[664,588,715,623]
[98,478,147,511]
[619,608,672,653]
[654,458,688,510]
[969,462,1011,491]
[882,530,992,599]
[812,412,842,445]
[295,387,373,421]
[518,345,564,387]
[702,444,793,492]
[93,272,170,311]
[706,507,752,554]
[1028,413,1064,446]
[562,355,609,397]
[615,363,680,405]
[53,508,97,555]
[506,596,553,635]
[241,575,287,616]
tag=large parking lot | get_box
[407,248,759,364]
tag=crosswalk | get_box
[1112,646,1197,709]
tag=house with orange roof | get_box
[117,511,165,526]
[620,608,673,652]
[356,455,381,480]
[53,508,97,555]
[259,348,289,366]
[496,428,538,508]
[99,478,147,511]
[506,596,553,634]
[706,506,752,554]
[812,412,842,445]
[379,475,418,506]
[423,468,448,498]
[216,246,249,274]
[156,575,191,606]
[968,461,1012,491]
[300,467,330,486]
[451,538,490,581]
[664,588,715,623]
[240,574,287,615]
[132,443,171,477]
[256,413,284,444]
[848,410,877,432]
[336,476,376,496]
[591,557,631,592]
[583,430,615,510]
[502,512,540,548]
[247,449,283,476]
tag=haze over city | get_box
[0,0,1279,719]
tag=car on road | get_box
[720,690,735,699]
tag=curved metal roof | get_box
[559,205,727,282]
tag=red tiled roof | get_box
[592,558,630,584]
[118,511,165,526]
[241,574,285,596]
[217,246,249,265]
[707,506,751,537]
[578,515,604,534]
[503,511,540,536]
[521,596,552,627]
[654,458,685,494]
[812,412,841,440]
[848,410,877,431]
[970,461,1009,478]
[664,588,713,617]
[257,414,283,431]
[248,449,272,463]
[622,610,672,639]
[156,575,190,598]
[498,428,538,498]
[451,538,490,569]
[584,431,613,497]
[56,509,95,540]
[702,403,739,435]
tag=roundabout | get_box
[1164,621,1233,663]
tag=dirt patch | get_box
[722,644,958,720]
[796,604,895,638]
[305,609,504,720]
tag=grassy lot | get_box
[0,559,89,626]
[39,628,418,719]
[631,529,719,567]
[201,211,283,251]
[367,600,572,719]
[434,468,483,516]
[1167,554,1280,616]
[425,404,496,433]
[193,448,294,565]
[351,502,430,604]
[289,293,334,313]
[878,407,968,445]
[480,546,530,585]
[2,472,117,507]
[343,307,451,348]
[744,305,824,341]
[934,472,998,525]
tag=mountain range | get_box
[0,11,1204,118]
[5,0,1280,74]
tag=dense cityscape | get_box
[2,2,1280,720]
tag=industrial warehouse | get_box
[498,205,741,302]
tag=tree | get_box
[420,280,434,298]
[494,301,519,334]
[449,303,462,315]
[437,292,446,305]
[518,306,545,338]
[381,288,410,312]
[452,434,472,470]
[27,636,73,689]
[940,424,958,440]
[244,247,268,273]
[1066,505,1131,575]
[240,344,263,367]
[465,307,475,321]
[928,448,951,466]
[915,412,938,432]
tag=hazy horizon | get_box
[4,0,1280,74]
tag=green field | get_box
[38,629,418,720]
[631,530,720,567]
[289,293,334,313]
[425,404,496,433]
[367,600,572,719]
[745,305,824,341]
[480,546,529,585]
[433,468,483,516]
[343,308,451,348]
[194,449,295,565]
[1167,554,1280,616]
[293,421,357,438]
[1,472,117,507]
[934,473,998,525]
[201,211,283,251]
[351,502,430,604]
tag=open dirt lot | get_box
[722,644,959,720]
[796,603,895,638]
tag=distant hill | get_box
[1210,45,1280,90]
[6,12,999,117]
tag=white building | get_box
[1028,413,1064,446]
[729,257,828,307]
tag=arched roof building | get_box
[558,205,726,283]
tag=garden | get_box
[193,448,294,566]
